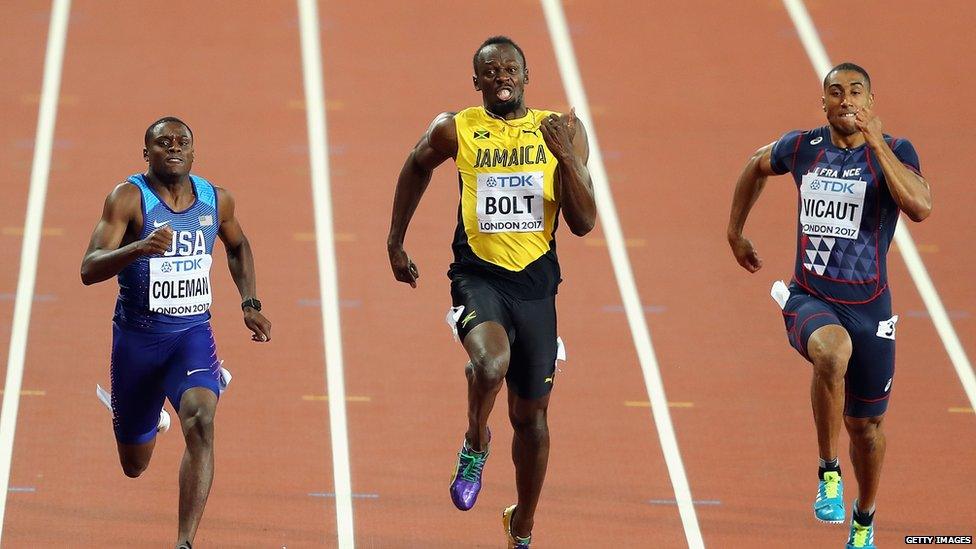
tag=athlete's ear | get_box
[473,74,480,91]
[524,67,529,85]
[143,147,149,162]
[821,95,826,112]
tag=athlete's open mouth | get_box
[496,87,513,101]
[166,157,185,164]
[840,112,857,118]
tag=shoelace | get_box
[458,449,487,482]
[818,477,841,500]
[850,522,872,546]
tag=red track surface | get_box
[1,1,972,547]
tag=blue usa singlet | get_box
[114,173,219,333]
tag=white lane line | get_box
[540,1,705,547]
[296,0,355,547]
[0,0,71,538]
[783,0,976,411]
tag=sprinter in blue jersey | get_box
[81,117,271,549]
[727,64,931,549]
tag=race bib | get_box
[476,171,544,233]
[800,173,866,240]
[148,254,213,316]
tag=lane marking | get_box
[783,0,976,413]
[302,395,371,402]
[309,492,379,499]
[6,487,35,494]
[584,237,646,247]
[1,227,64,236]
[0,391,45,397]
[0,0,71,538]
[288,99,345,111]
[625,401,695,408]
[540,1,704,547]
[293,232,356,242]
[296,0,354,546]
[648,499,721,506]
[948,407,974,414]
[19,93,77,106]
[905,310,970,319]
[602,304,667,314]
[297,298,361,308]
[0,295,57,303]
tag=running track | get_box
[1,1,972,547]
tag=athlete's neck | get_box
[145,170,193,204]
[485,103,528,120]
[828,126,866,150]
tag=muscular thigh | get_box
[110,322,167,444]
[841,290,895,418]
[508,294,558,400]
[160,322,222,412]
[450,274,514,343]
[782,285,842,361]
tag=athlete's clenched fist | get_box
[139,224,173,255]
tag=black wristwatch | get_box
[241,298,262,312]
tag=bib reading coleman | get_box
[149,232,213,317]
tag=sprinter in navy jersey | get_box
[81,117,271,549]
[727,64,931,549]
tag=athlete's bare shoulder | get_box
[104,180,143,218]
[213,184,232,201]
[427,111,458,157]
[410,111,457,164]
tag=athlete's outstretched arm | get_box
[387,112,457,288]
[217,187,271,342]
[727,142,778,273]
[81,183,172,285]
[542,109,595,236]
[856,107,932,222]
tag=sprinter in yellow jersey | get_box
[388,36,596,548]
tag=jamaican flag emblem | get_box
[473,129,490,139]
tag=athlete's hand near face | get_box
[138,224,173,256]
[854,105,884,145]
[540,109,578,160]
[389,246,419,288]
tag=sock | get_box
[852,502,875,526]
[463,438,488,454]
[818,457,840,480]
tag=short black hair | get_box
[144,116,193,146]
[472,36,526,73]
[823,62,871,90]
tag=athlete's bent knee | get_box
[120,458,148,478]
[510,406,548,443]
[469,352,509,391]
[181,405,215,447]
[845,415,884,449]
[808,327,852,379]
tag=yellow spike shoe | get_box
[502,504,531,549]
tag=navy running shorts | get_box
[110,321,221,444]
[781,282,897,418]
